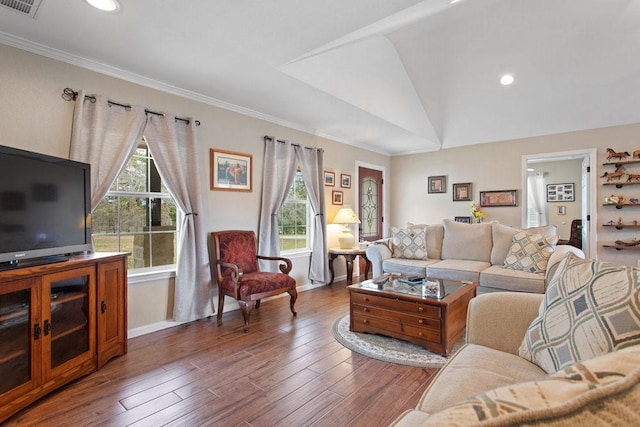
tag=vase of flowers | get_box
[471,202,485,223]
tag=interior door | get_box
[358,166,383,242]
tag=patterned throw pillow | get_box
[518,253,640,373]
[419,348,640,426]
[503,231,558,274]
[391,227,427,260]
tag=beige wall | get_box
[0,44,390,331]
[390,124,640,267]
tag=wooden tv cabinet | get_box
[0,252,128,422]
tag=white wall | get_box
[0,44,391,331]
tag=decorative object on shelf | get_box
[452,182,472,201]
[547,183,574,202]
[332,206,361,249]
[210,148,252,192]
[614,238,640,247]
[324,170,335,186]
[626,173,640,182]
[331,190,343,205]
[428,175,447,194]
[479,190,518,207]
[601,165,626,182]
[604,194,624,205]
[454,216,472,223]
[470,202,485,223]
[634,150,640,159]
[340,173,351,188]
[557,206,566,215]
[606,148,630,161]
[631,198,640,204]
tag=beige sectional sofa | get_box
[391,253,640,425]
[365,219,585,294]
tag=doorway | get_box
[357,165,384,242]
[521,149,597,258]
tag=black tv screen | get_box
[0,145,92,266]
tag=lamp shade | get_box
[332,207,361,225]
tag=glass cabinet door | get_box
[43,267,95,375]
[0,280,36,396]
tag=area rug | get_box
[331,314,463,368]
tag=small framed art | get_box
[547,183,574,202]
[324,171,335,186]
[210,149,252,192]
[428,175,447,194]
[454,216,472,223]
[340,173,351,188]
[453,182,472,201]
[479,190,518,207]
[332,190,343,205]
[557,205,566,215]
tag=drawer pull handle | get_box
[364,319,369,324]
[364,297,369,302]
[418,307,424,312]
[363,308,369,312]
[418,319,424,324]
[418,332,424,337]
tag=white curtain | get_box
[258,138,298,267]
[69,92,211,323]
[144,115,212,322]
[69,91,146,209]
[294,145,329,283]
[527,172,547,227]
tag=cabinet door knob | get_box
[34,323,41,340]
[101,301,107,314]
[44,320,52,336]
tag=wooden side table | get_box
[328,248,371,285]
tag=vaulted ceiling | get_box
[1,0,639,155]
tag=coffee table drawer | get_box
[352,313,441,343]
[352,304,440,330]
[351,293,441,318]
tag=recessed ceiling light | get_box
[450,0,461,4]
[85,0,120,12]
[500,74,514,86]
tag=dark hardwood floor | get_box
[5,277,438,426]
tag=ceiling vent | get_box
[0,0,42,18]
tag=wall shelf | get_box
[603,224,640,229]
[602,159,640,167]
[602,244,640,251]
[603,203,640,209]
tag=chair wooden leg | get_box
[238,300,254,332]
[289,287,298,316]
[217,290,225,321]
[255,299,261,309]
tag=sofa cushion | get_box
[503,231,558,274]
[427,259,490,283]
[416,343,546,415]
[479,265,545,293]
[441,219,492,262]
[491,223,557,265]
[404,223,444,260]
[382,258,439,277]
[518,253,640,373]
[391,227,427,260]
[401,347,640,427]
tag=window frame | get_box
[277,170,312,254]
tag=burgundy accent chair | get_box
[210,230,297,332]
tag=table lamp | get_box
[332,207,361,249]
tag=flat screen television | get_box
[0,145,92,268]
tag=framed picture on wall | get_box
[210,149,252,192]
[324,171,335,186]
[340,173,351,188]
[479,190,518,207]
[332,190,343,205]
[428,175,447,194]
[547,183,574,202]
[454,216,472,223]
[452,183,472,201]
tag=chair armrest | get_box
[466,292,543,355]
[218,261,243,281]
[366,239,392,278]
[257,255,293,274]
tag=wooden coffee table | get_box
[348,276,477,356]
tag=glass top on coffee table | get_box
[357,273,473,300]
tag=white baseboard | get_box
[127,279,335,338]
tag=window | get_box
[277,169,310,252]
[92,140,179,270]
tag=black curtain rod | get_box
[263,135,323,152]
[62,88,200,126]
